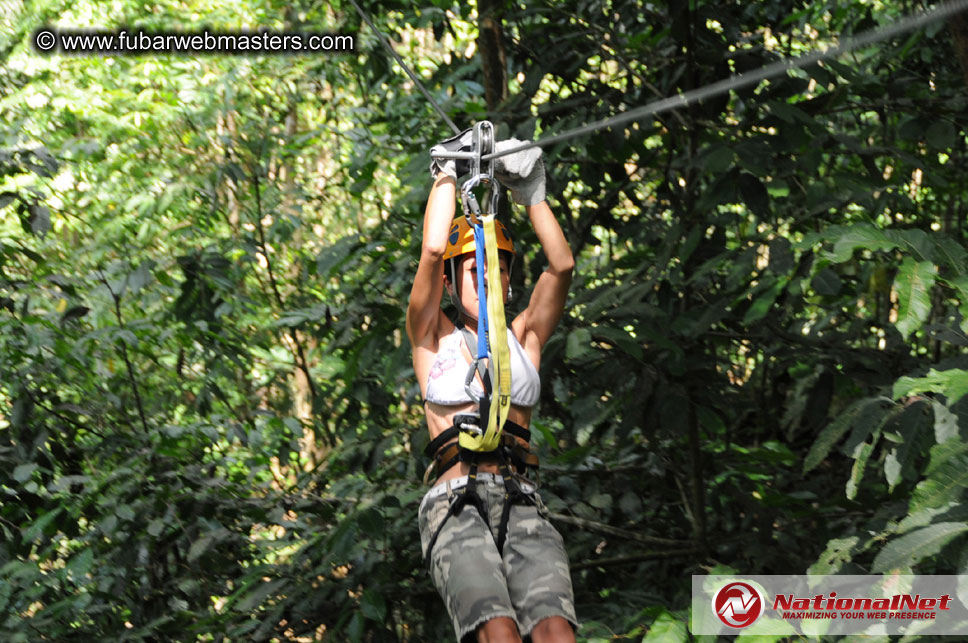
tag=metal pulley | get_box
[429,120,502,224]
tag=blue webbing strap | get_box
[473,223,488,360]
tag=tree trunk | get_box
[477,0,508,112]
[950,15,968,88]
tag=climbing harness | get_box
[423,122,540,563]
[423,413,538,483]
[421,409,540,560]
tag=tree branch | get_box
[686,391,707,553]
[98,271,149,434]
[571,548,703,571]
[548,512,691,547]
[250,166,331,445]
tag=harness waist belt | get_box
[423,414,539,483]
[425,414,530,455]
[421,473,537,506]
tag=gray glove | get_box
[493,139,545,206]
[429,127,473,180]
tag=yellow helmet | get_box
[443,217,514,261]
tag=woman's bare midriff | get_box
[425,399,534,483]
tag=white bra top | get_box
[424,326,541,408]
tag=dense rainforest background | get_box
[4,0,968,640]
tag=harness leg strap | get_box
[494,459,535,555]
[423,460,490,568]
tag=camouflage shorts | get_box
[418,474,577,642]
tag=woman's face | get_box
[449,253,510,316]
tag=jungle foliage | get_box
[3,0,968,640]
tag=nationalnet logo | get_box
[712,581,764,628]
[773,590,952,620]
[693,575,968,635]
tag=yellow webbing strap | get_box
[457,214,512,452]
[482,214,512,449]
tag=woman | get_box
[406,135,577,643]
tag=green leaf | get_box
[811,267,842,296]
[846,439,876,500]
[592,326,642,361]
[894,369,968,407]
[738,615,798,639]
[147,519,165,537]
[883,402,932,491]
[23,508,63,543]
[697,406,725,433]
[28,204,51,237]
[842,399,894,456]
[566,327,592,360]
[739,173,770,218]
[360,589,386,621]
[949,275,968,307]
[588,493,612,510]
[702,145,735,173]
[346,611,365,642]
[924,439,968,477]
[357,506,384,533]
[872,522,968,572]
[766,100,810,124]
[897,503,968,535]
[893,258,938,340]
[234,579,286,612]
[909,453,968,512]
[619,491,642,516]
[933,401,960,443]
[767,237,794,274]
[889,228,935,263]
[13,462,37,483]
[68,548,94,580]
[808,536,860,575]
[804,398,886,473]
[641,610,687,642]
[317,236,359,277]
[743,277,788,325]
[127,260,156,293]
[827,224,899,263]
[188,532,216,563]
[926,121,956,149]
[935,240,968,277]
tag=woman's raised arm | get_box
[492,141,574,348]
[406,174,456,348]
[518,200,574,347]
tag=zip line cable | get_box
[350,0,968,165]
[481,0,968,163]
[347,0,461,135]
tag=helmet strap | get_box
[448,257,473,321]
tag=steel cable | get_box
[348,0,461,134]
[481,0,968,162]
